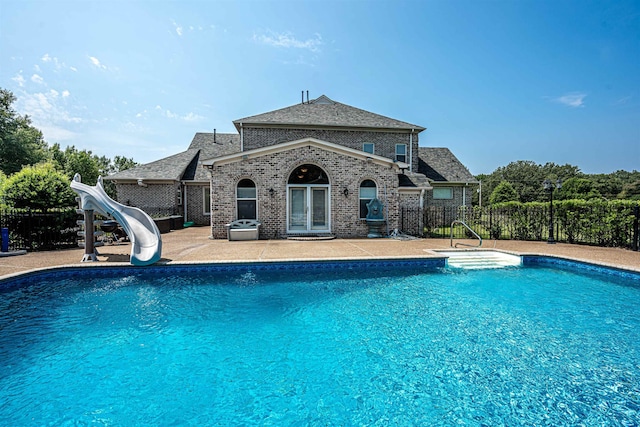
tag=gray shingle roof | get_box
[234,95,425,132]
[398,171,432,188]
[189,133,241,181]
[418,147,478,183]
[106,132,240,182]
[105,148,200,181]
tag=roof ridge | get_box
[233,95,425,131]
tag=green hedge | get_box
[458,199,640,248]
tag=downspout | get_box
[384,180,389,236]
[419,188,425,236]
[462,183,468,222]
[183,183,188,223]
[240,122,244,152]
[463,184,467,207]
[409,129,414,172]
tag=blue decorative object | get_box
[365,198,386,238]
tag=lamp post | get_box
[543,179,562,244]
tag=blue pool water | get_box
[1,260,639,426]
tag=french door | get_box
[288,186,329,233]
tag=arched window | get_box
[287,164,329,184]
[359,179,377,219]
[237,179,257,219]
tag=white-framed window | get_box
[359,179,377,219]
[395,144,407,163]
[363,143,375,154]
[203,187,211,215]
[433,187,453,199]
[237,179,257,219]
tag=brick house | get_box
[106,95,478,239]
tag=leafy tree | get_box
[556,177,601,200]
[111,155,138,174]
[590,170,640,199]
[618,180,640,200]
[478,160,582,205]
[0,170,6,208]
[490,180,518,204]
[49,144,102,185]
[0,89,49,174]
[2,162,76,211]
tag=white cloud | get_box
[41,53,66,71]
[554,92,587,108]
[18,90,83,134]
[31,74,44,84]
[612,95,632,106]
[88,56,107,70]
[172,20,183,36]
[183,112,204,122]
[152,105,204,122]
[12,73,25,87]
[253,30,323,52]
[62,90,70,98]
[37,124,78,141]
[70,66,78,72]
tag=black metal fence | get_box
[400,202,640,251]
[2,203,639,252]
[0,208,79,252]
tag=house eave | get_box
[429,180,480,185]
[108,178,179,185]
[201,137,402,169]
[399,186,432,194]
[234,122,425,133]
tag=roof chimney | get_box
[306,90,309,103]
[213,128,217,143]
[301,90,304,104]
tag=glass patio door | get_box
[310,187,328,230]
[288,186,329,232]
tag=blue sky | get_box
[2,0,638,175]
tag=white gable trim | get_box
[200,137,401,169]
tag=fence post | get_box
[633,205,639,252]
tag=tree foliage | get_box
[478,160,639,205]
[50,143,101,185]
[556,177,601,200]
[490,181,519,204]
[0,89,49,174]
[0,87,140,207]
[2,162,77,211]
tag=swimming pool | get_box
[1,258,638,425]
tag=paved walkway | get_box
[1,226,638,279]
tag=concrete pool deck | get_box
[1,226,639,279]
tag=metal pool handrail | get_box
[450,220,483,248]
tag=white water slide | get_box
[70,174,162,266]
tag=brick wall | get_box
[185,184,210,225]
[114,182,180,217]
[208,145,401,239]
[242,127,420,172]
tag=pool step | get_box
[438,251,522,270]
